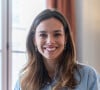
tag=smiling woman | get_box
[35,18,66,62]
[14,9,100,90]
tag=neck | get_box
[43,59,57,78]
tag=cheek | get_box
[35,38,44,48]
[59,37,66,44]
[62,41,65,47]
[34,34,41,44]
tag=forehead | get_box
[36,18,64,33]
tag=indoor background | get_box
[0,0,100,90]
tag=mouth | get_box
[43,46,57,52]
[45,47,56,52]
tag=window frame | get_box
[2,0,12,90]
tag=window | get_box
[12,0,46,90]
[0,0,46,90]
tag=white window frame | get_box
[2,0,12,90]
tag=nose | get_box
[46,35,55,44]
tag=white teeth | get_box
[46,48,56,51]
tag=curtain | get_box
[46,0,76,40]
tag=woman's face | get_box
[34,18,66,62]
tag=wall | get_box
[76,0,100,73]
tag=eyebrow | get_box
[38,30,62,33]
[54,30,62,33]
[38,30,46,33]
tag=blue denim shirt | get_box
[14,64,100,90]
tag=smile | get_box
[43,46,57,52]
[46,47,56,51]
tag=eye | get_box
[39,33,47,38]
[54,33,62,37]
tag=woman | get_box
[14,9,100,90]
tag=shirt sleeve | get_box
[14,80,21,90]
[87,67,100,90]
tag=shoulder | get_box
[76,63,99,80]
[76,63,100,89]
[77,63,99,76]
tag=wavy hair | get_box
[20,9,80,90]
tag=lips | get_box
[46,47,56,51]
[43,46,57,52]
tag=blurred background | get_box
[0,0,100,90]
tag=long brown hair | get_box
[20,9,80,90]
